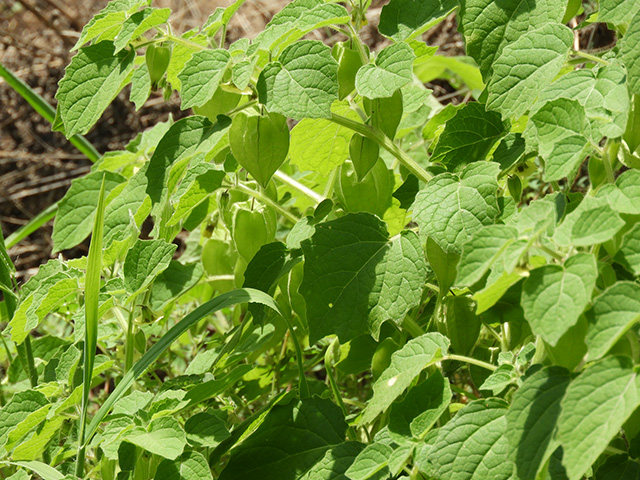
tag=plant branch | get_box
[442,354,498,371]
[571,50,611,66]
[273,170,324,204]
[329,113,433,183]
[231,184,300,224]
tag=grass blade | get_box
[4,203,57,249]
[84,288,282,446]
[75,175,106,476]
[0,62,100,162]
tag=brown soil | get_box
[0,0,464,281]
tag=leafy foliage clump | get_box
[1,0,640,479]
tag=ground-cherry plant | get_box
[1,0,640,478]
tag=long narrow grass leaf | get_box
[76,175,106,475]
[84,288,282,445]
[7,461,65,480]
[4,204,57,249]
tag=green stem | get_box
[226,99,258,116]
[273,170,324,204]
[571,50,611,66]
[0,63,100,162]
[282,315,309,398]
[231,184,300,224]
[324,344,356,440]
[322,168,339,199]
[166,33,206,50]
[602,138,619,184]
[402,315,425,338]
[16,336,38,388]
[329,113,432,183]
[125,305,136,373]
[442,354,498,371]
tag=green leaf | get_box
[72,0,147,50]
[412,162,501,254]
[184,412,230,448]
[443,295,482,356]
[506,366,571,480]
[456,225,519,287]
[149,261,204,311]
[616,223,640,276]
[598,169,640,215]
[0,390,48,449]
[130,62,151,110]
[361,333,449,424]
[486,23,573,119]
[430,102,507,169]
[425,236,459,295]
[458,0,564,78]
[621,11,640,94]
[12,416,64,461]
[218,396,347,480]
[178,49,231,109]
[599,0,640,23]
[585,282,640,361]
[596,455,640,480]
[125,417,186,460]
[524,98,589,182]
[154,451,213,480]
[479,364,517,394]
[557,356,640,480]
[167,163,225,227]
[123,239,177,296]
[249,0,350,55]
[355,43,415,99]
[113,8,171,52]
[290,102,359,175]
[56,41,136,137]
[52,170,126,252]
[553,196,625,247]
[258,40,338,119]
[427,399,512,480]
[145,115,230,207]
[166,33,207,91]
[300,213,428,343]
[11,461,65,480]
[388,370,451,441]
[378,0,458,42]
[345,443,392,480]
[300,442,365,480]
[9,274,79,344]
[229,111,290,188]
[521,253,597,346]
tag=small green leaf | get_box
[218,396,347,480]
[616,224,640,276]
[487,23,573,119]
[178,49,231,109]
[167,163,225,227]
[522,253,597,346]
[585,282,640,361]
[229,111,290,188]
[427,399,512,480]
[557,356,640,480]
[258,40,338,119]
[300,442,365,480]
[361,333,449,424]
[412,162,501,253]
[345,443,392,480]
[430,102,508,169]
[56,41,136,137]
[356,43,415,99]
[166,33,207,91]
[0,390,48,449]
[506,366,571,480]
[184,412,230,448]
[130,62,152,110]
[598,169,640,215]
[554,196,625,247]
[123,239,177,296]
[388,370,451,441]
[621,11,640,95]
[456,225,519,287]
[479,364,517,394]
[425,236,459,295]
[300,213,428,343]
[52,171,126,252]
[125,416,186,460]
[113,8,171,53]
[149,261,204,312]
[335,159,393,218]
[378,0,458,42]
[459,0,563,78]
[443,295,482,356]
[154,451,213,480]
